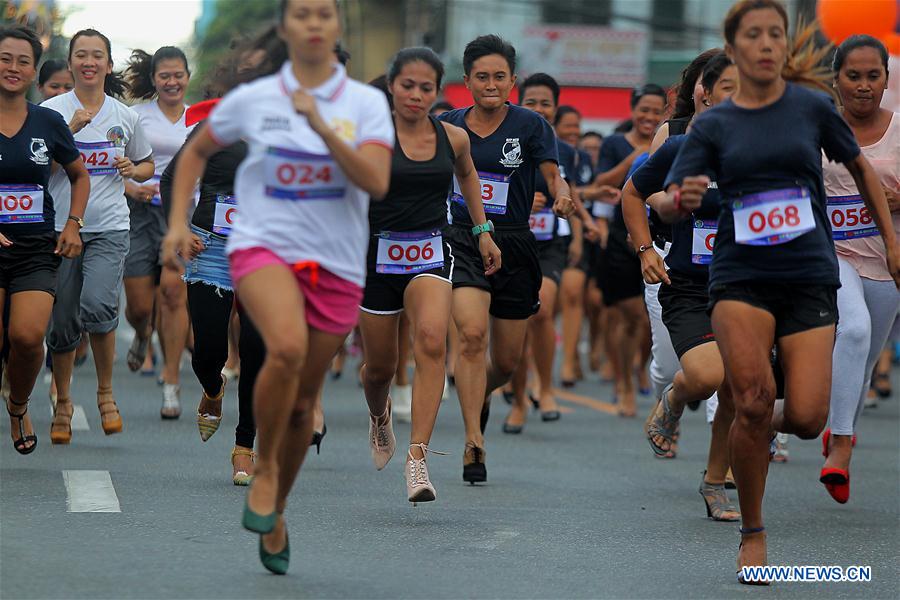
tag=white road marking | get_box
[62,470,121,513]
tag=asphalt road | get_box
[1,330,898,599]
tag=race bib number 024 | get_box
[375,231,444,275]
[0,184,44,224]
[732,187,815,246]
[76,141,123,176]
[826,195,877,240]
[212,195,237,236]
[264,147,348,201]
[451,172,510,215]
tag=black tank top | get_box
[369,115,456,233]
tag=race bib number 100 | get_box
[732,187,815,246]
[826,195,877,240]
[264,147,348,201]
[76,140,123,176]
[451,172,510,215]
[0,184,44,224]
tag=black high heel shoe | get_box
[310,423,327,454]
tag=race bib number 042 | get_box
[0,184,44,224]
[76,140,123,176]
[732,187,815,246]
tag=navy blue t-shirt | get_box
[439,103,558,227]
[533,138,576,240]
[596,134,638,252]
[631,135,719,280]
[665,83,860,287]
[574,148,594,187]
[0,103,80,236]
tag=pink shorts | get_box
[229,247,363,335]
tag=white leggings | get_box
[829,258,900,435]
[644,245,718,424]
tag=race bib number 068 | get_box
[733,187,815,246]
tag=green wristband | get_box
[471,220,495,237]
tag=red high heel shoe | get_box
[821,428,856,458]
[819,467,850,504]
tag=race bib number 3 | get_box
[827,195,877,240]
[529,210,555,241]
[691,219,717,264]
[0,184,44,224]
[76,141,123,176]
[451,172,510,215]
[212,195,237,236]
[732,187,815,246]
[264,147,347,201]
[376,231,444,275]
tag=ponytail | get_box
[125,46,190,101]
[782,20,835,100]
[68,29,130,99]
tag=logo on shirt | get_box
[330,118,356,144]
[29,138,49,165]
[107,126,126,147]
[262,116,291,132]
[500,138,522,168]
[579,164,591,182]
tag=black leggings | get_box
[186,282,264,449]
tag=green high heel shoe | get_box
[259,528,290,575]
[242,497,276,534]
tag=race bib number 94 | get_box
[376,231,444,275]
[451,172,510,215]
[826,195,877,240]
[0,184,44,224]
[529,209,555,241]
[76,141,123,176]
[732,187,815,246]
[212,195,237,236]
[264,147,347,201]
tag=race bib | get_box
[76,140,123,176]
[529,210,555,241]
[827,195,877,240]
[557,217,572,237]
[264,147,347,201]
[732,187,815,246]
[149,175,162,206]
[691,219,717,264]
[451,172,510,215]
[375,231,444,275]
[0,184,44,224]
[212,194,237,236]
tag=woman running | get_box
[665,0,898,582]
[164,0,394,574]
[44,28,154,443]
[820,34,899,504]
[38,59,73,99]
[623,52,740,520]
[358,47,500,501]
[593,84,666,416]
[0,25,89,453]
[123,46,194,418]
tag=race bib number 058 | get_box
[0,184,44,224]
[451,172,510,215]
[732,187,815,246]
[376,231,444,275]
[826,195,877,240]
[76,140,123,176]
[264,147,348,201]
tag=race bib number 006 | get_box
[376,231,444,275]
[732,187,815,246]
[451,172,510,215]
[212,195,237,236]
[0,184,44,224]
[264,147,348,201]
[826,195,877,240]
[76,140,123,176]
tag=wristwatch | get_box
[471,220,495,237]
[68,215,85,229]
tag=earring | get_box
[702,99,711,106]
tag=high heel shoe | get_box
[231,446,255,486]
[6,397,37,454]
[736,527,769,585]
[462,442,487,484]
[819,467,850,504]
[821,427,856,458]
[50,399,74,445]
[698,471,740,521]
[259,519,289,575]
[197,375,225,442]
[310,423,327,455]
[97,389,122,434]
[242,496,277,534]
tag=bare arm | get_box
[622,179,669,285]
[539,160,575,217]
[55,157,91,257]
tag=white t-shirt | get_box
[43,91,153,232]
[208,62,394,286]
[131,100,193,178]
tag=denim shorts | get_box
[183,225,233,292]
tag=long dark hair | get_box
[671,48,722,120]
[203,25,288,100]
[68,29,129,98]
[124,46,190,101]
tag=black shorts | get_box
[361,236,453,314]
[0,232,61,296]
[445,224,541,320]
[658,271,715,358]
[708,281,839,338]
[537,237,568,286]
[597,240,643,306]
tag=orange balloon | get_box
[882,33,900,54]
[817,0,898,45]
